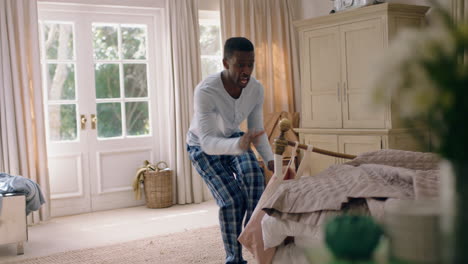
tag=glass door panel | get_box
[47,104,77,141]
[42,22,79,142]
[43,23,74,60]
[121,26,147,60]
[123,64,148,97]
[92,23,151,139]
[94,63,120,99]
[125,101,150,135]
[92,25,119,60]
[96,102,122,138]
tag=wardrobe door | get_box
[300,27,342,128]
[340,19,386,129]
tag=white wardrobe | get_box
[295,3,430,175]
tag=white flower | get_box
[370,22,456,119]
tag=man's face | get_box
[223,51,255,89]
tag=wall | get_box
[38,0,219,10]
[37,0,165,8]
[199,0,220,11]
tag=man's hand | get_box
[267,160,274,172]
[239,130,265,151]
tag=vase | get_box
[440,160,468,263]
[384,199,440,263]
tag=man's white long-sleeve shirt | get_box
[186,72,274,163]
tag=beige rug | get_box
[6,226,256,264]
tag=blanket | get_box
[261,149,440,225]
[0,172,46,215]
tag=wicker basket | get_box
[143,161,173,209]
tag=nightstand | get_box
[0,193,27,255]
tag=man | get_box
[186,37,274,264]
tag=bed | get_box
[240,118,441,264]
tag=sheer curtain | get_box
[163,0,209,204]
[220,0,300,114]
[0,0,50,223]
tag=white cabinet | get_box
[300,18,386,129]
[297,3,429,130]
[301,132,382,176]
[338,135,382,157]
[295,3,430,174]
[301,134,339,176]
[299,129,430,177]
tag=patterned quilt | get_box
[261,149,440,225]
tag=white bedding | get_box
[261,214,321,249]
[260,149,440,264]
[272,243,309,264]
[262,214,322,264]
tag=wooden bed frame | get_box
[272,118,356,177]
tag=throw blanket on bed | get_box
[0,173,46,215]
[261,149,440,225]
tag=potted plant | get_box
[371,1,468,262]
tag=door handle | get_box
[343,82,347,102]
[337,82,340,102]
[91,114,97,130]
[80,114,87,130]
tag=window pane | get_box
[48,104,77,141]
[47,63,76,100]
[122,26,147,60]
[124,64,147,97]
[125,102,149,136]
[201,57,223,79]
[199,24,221,56]
[95,63,120,99]
[93,25,119,60]
[97,103,122,138]
[43,23,74,60]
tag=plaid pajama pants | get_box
[187,133,265,264]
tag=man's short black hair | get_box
[223,37,254,60]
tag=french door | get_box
[38,5,164,217]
